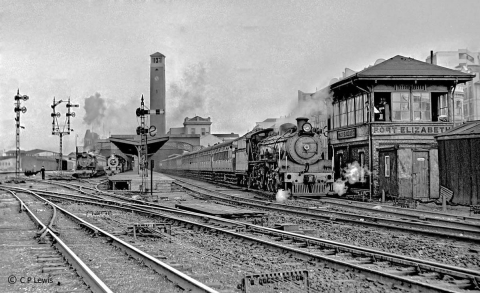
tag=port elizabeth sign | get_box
[372,124,452,135]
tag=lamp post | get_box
[51,97,78,173]
[14,89,29,178]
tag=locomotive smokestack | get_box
[296,117,309,131]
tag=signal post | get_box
[136,95,164,193]
[51,98,78,172]
[14,90,29,178]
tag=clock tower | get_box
[150,52,166,135]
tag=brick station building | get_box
[329,55,475,199]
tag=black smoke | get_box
[83,92,106,126]
[168,63,208,126]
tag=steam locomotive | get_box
[105,154,129,175]
[160,117,333,197]
[72,152,106,178]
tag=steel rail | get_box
[2,188,114,293]
[7,184,480,279]
[173,178,480,242]
[9,185,480,292]
[6,186,219,293]
[299,196,480,227]
[167,173,480,226]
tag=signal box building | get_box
[329,55,475,199]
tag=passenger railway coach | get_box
[160,117,333,197]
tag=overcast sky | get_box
[1,0,479,153]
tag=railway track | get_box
[298,196,480,227]
[0,188,112,293]
[169,176,480,243]
[1,186,219,293]
[4,183,480,292]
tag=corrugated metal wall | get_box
[439,138,480,205]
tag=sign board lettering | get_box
[337,128,356,140]
[372,124,452,135]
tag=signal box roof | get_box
[331,55,476,89]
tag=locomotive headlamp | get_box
[302,123,312,132]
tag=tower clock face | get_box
[154,76,159,81]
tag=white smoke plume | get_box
[271,89,333,132]
[276,189,290,203]
[334,161,371,196]
[333,179,348,196]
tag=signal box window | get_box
[340,100,347,126]
[333,103,339,129]
[412,92,431,121]
[375,93,391,121]
[355,95,363,124]
[431,93,448,121]
[347,98,355,125]
[391,92,409,121]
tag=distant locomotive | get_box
[160,117,333,197]
[105,154,128,176]
[73,152,106,178]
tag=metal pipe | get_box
[451,79,458,125]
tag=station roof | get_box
[109,135,169,156]
[435,120,480,140]
[331,55,476,89]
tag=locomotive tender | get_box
[73,152,106,178]
[160,117,333,197]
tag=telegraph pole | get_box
[14,89,29,178]
[136,94,163,193]
[51,97,78,173]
